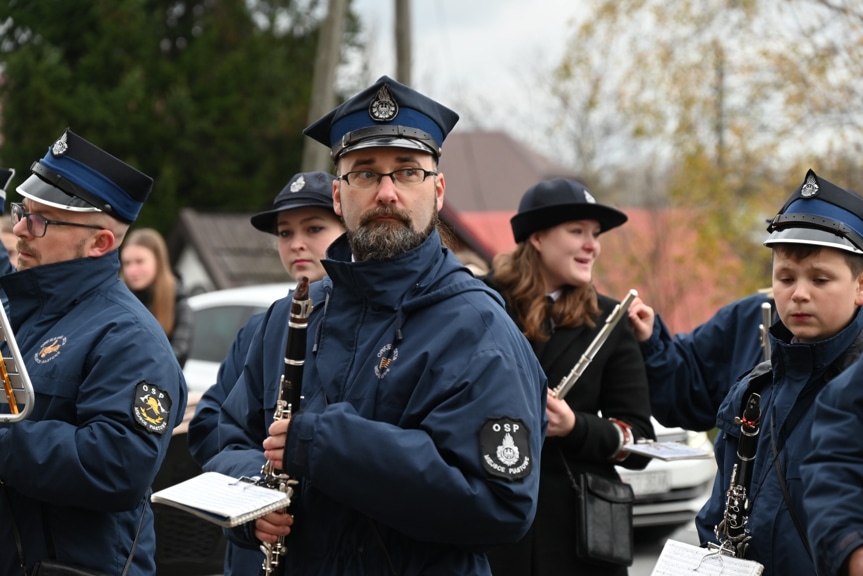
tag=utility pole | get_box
[394,0,412,85]
[301,0,349,172]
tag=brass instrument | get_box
[0,300,35,423]
[260,277,313,575]
[552,289,638,400]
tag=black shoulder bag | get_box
[560,450,635,566]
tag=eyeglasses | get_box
[10,203,106,238]
[339,168,438,189]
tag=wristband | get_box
[609,418,634,462]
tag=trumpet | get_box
[259,277,313,575]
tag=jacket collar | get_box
[0,252,122,326]
[321,228,449,310]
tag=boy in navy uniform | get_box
[206,76,547,575]
[696,170,863,575]
[0,129,186,575]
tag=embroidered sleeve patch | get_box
[133,381,173,435]
[480,417,532,481]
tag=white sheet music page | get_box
[651,539,764,576]
[150,471,291,527]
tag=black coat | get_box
[487,292,655,576]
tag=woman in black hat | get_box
[485,178,654,576]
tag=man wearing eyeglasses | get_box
[0,129,187,576]
[205,76,547,576]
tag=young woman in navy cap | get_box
[485,178,654,576]
[187,170,344,576]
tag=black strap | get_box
[769,418,819,576]
[121,495,148,576]
[559,448,578,491]
[2,480,28,575]
[4,481,146,576]
[366,517,397,576]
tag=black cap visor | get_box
[17,170,102,213]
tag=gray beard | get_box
[348,209,437,261]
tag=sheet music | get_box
[651,540,764,576]
[151,471,290,527]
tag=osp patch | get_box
[374,344,398,379]
[133,381,173,435]
[35,336,66,364]
[480,417,532,481]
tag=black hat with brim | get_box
[510,178,627,243]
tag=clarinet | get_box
[715,392,761,557]
[259,277,313,575]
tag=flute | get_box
[259,277,313,575]
[552,289,638,400]
[760,302,772,363]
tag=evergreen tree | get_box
[0,0,353,234]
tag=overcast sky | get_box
[346,0,584,158]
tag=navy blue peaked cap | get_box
[251,171,336,234]
[510,179,628,243]
[17,128,153,224]
[303,75,459,161]
[765,169,863,254]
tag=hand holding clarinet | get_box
[259,276,313,574]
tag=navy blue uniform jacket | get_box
[207,230,548,575]
[0,254,187,575]
[803,337,863,576]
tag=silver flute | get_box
[260,277,313,575]
[552,289,638,399]
[759,302,772,363]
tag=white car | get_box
[184,282,296,394]
[184,283,716,533]
[617,420,716,537]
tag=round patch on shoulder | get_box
[480,417,532,481]
[133,381,173,435]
